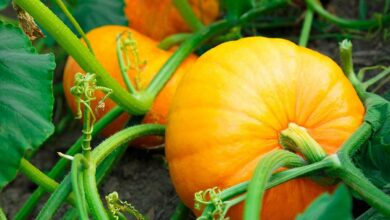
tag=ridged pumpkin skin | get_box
[63,25,196,146]
[166,37,365,219]
[124,0,219,40]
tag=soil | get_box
[0,1,389,220]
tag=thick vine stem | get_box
[363,67,390,90]
[71,154,89,220]
[199,155,339,219]
[13,0,151,114]
[334,154,390,217]
[24,125,165,219]
[243,150,307,220]
[306,0,390,29]
[333,121,390,216]
[158,33,192,50]
[54,0,94,54]
[83,156,110,220]
[339,40,366,100]
[279,123,327,163]
[299,8,314,47]
[36,176,73,219]
[92,124,165,164]
[173,0,204,31]
[339,122,372,157]
[15,107,124,220]
[19,159,60,194]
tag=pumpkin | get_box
[63,25,197,146]
[124,0,220,40]
[166,37,365,219]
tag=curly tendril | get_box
[105,191,145,220]
[194,187,229,220]
[116,31,147,92]
[70,72,113,150]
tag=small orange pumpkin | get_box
[124,0,220,40]
[63,25,197,146]
[166,37,364,219]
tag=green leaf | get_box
[43,0,127,46]
[354,93,390,188]
[0,23,55,189]
[72,0,127,33]
[383,91,390,101]
[356,187,390,220]
[0,0,10,10]
[296,184,353,220]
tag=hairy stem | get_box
[83,155,109,220]
[306,0,390,29]
[19,159,67,201]
[36,176,73,219]
[243,150,306,219]
[363,67,390,89]
[15,107,123,220]
[335,154,390,217]
[158,33,192,50]
[339,40,366,99]
[299,8,314,47]
[71,154,89,220]
[13,0,150,114]
[54,0,94,54]
[173,0,204,31]
[92,124,165,164]
[199,155,339,218]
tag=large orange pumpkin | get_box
[166,37,365,219]
[63,25,197,146]
[124,0,220,40]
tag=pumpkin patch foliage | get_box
[0,0,389,219]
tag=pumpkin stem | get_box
[339,40,366,100]
[243,150,307,220]
[279,123,327,163]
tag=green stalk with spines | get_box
[71,154,89,220]
[198,155,339,219]
[158,33,192,50]
[54,0,94,54]
[15,107,123,220]
[36,176,72,219]
[172,0,204,31]
[243,150,307,219]
[13,0,151,115]
[299,8,314,47]
[306,0,390,29]
[339,40,366,99]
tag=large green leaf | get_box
[296,184,353,220]
[0,23,55,189]
[354,93,390,188]
[72,0,127,32]
[0,0,10,10]
[43,0,127,45]
[384,91,390,101]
